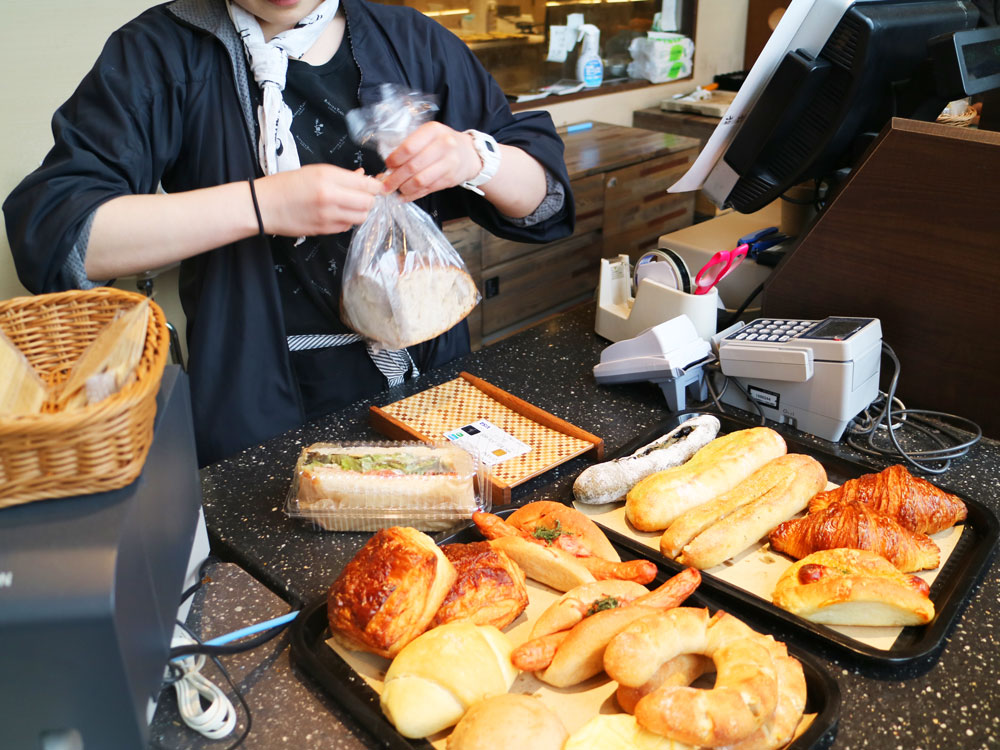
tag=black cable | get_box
[169,619,294,659]
[845,343,982,473]
[720,282,766,329]
[179,555,219,607]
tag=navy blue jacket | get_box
[4,0,573,466]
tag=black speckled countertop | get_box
[196,303,1000,750]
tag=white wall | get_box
[0,0,187,351]
[0,0,747,341]
[1,2,151,303]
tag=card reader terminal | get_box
[718,317,882,441]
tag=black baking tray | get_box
[290,510,841,750]
[583,411,1000,670]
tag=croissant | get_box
[769,501,940,572]
[808,465,966,535]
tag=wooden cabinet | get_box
[443,122,699,349]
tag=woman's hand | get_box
[380,122,482,202]
[254,163,384,236]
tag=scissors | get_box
[692,243,749,295]
[738,226,788,259]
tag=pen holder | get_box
[596,256,718,343]
[634,278,718,340]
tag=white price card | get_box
[443,419,533,467]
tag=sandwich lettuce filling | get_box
[304,451,451,475]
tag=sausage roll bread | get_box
[772,548,935,626]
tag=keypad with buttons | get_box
[726,319,815,341]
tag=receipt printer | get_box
[717,316,882,441]
[0,367,208,750]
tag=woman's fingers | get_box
[255,163,383,236]
[381,122,481,198]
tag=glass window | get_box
[378,0,696,99]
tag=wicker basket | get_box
[0,288,170,508]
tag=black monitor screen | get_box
[802,318,868,340]
[963,38,1000,80]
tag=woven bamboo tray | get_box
[0,288,170,508]
[370,372,603,504]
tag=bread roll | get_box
[327,527,456,658]
[447,694,568,750]
[772,548,935,626]
[626,427,787,532]
[676,454,828,569]
[573,415,720,505]
[380,621,517,738]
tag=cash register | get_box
[0,366,208,750]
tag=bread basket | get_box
[0,288,170,508]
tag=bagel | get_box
[616,654,713,714]
[604,607,779,747]
[722,653,807,750]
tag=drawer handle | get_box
[607,176,618,188]
[485,276,500,298]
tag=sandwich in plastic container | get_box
[285,441,490,532]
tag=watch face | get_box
[484,140,496,153]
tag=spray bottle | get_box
[575,24,603,88]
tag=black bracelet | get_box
[248,178,265,236]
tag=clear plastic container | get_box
[285,441,491,532]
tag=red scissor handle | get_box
[693,244,749,295]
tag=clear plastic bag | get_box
[341,84,481,350]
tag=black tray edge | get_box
[290,510,843,750]
[578,410,1000,669]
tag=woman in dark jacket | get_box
[4,0,574,466]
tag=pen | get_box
[566,122,593,133]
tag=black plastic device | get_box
[931,24,1000,95]
[722,0,982,213]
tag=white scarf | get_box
[228,0,341,175]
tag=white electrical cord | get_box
[169,632,237,740]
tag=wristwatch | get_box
[461,129,501,195]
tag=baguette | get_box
[573,415,720,505]
[675,454,828,569]
[626,427,787,532]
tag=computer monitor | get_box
[671,0,987,213]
